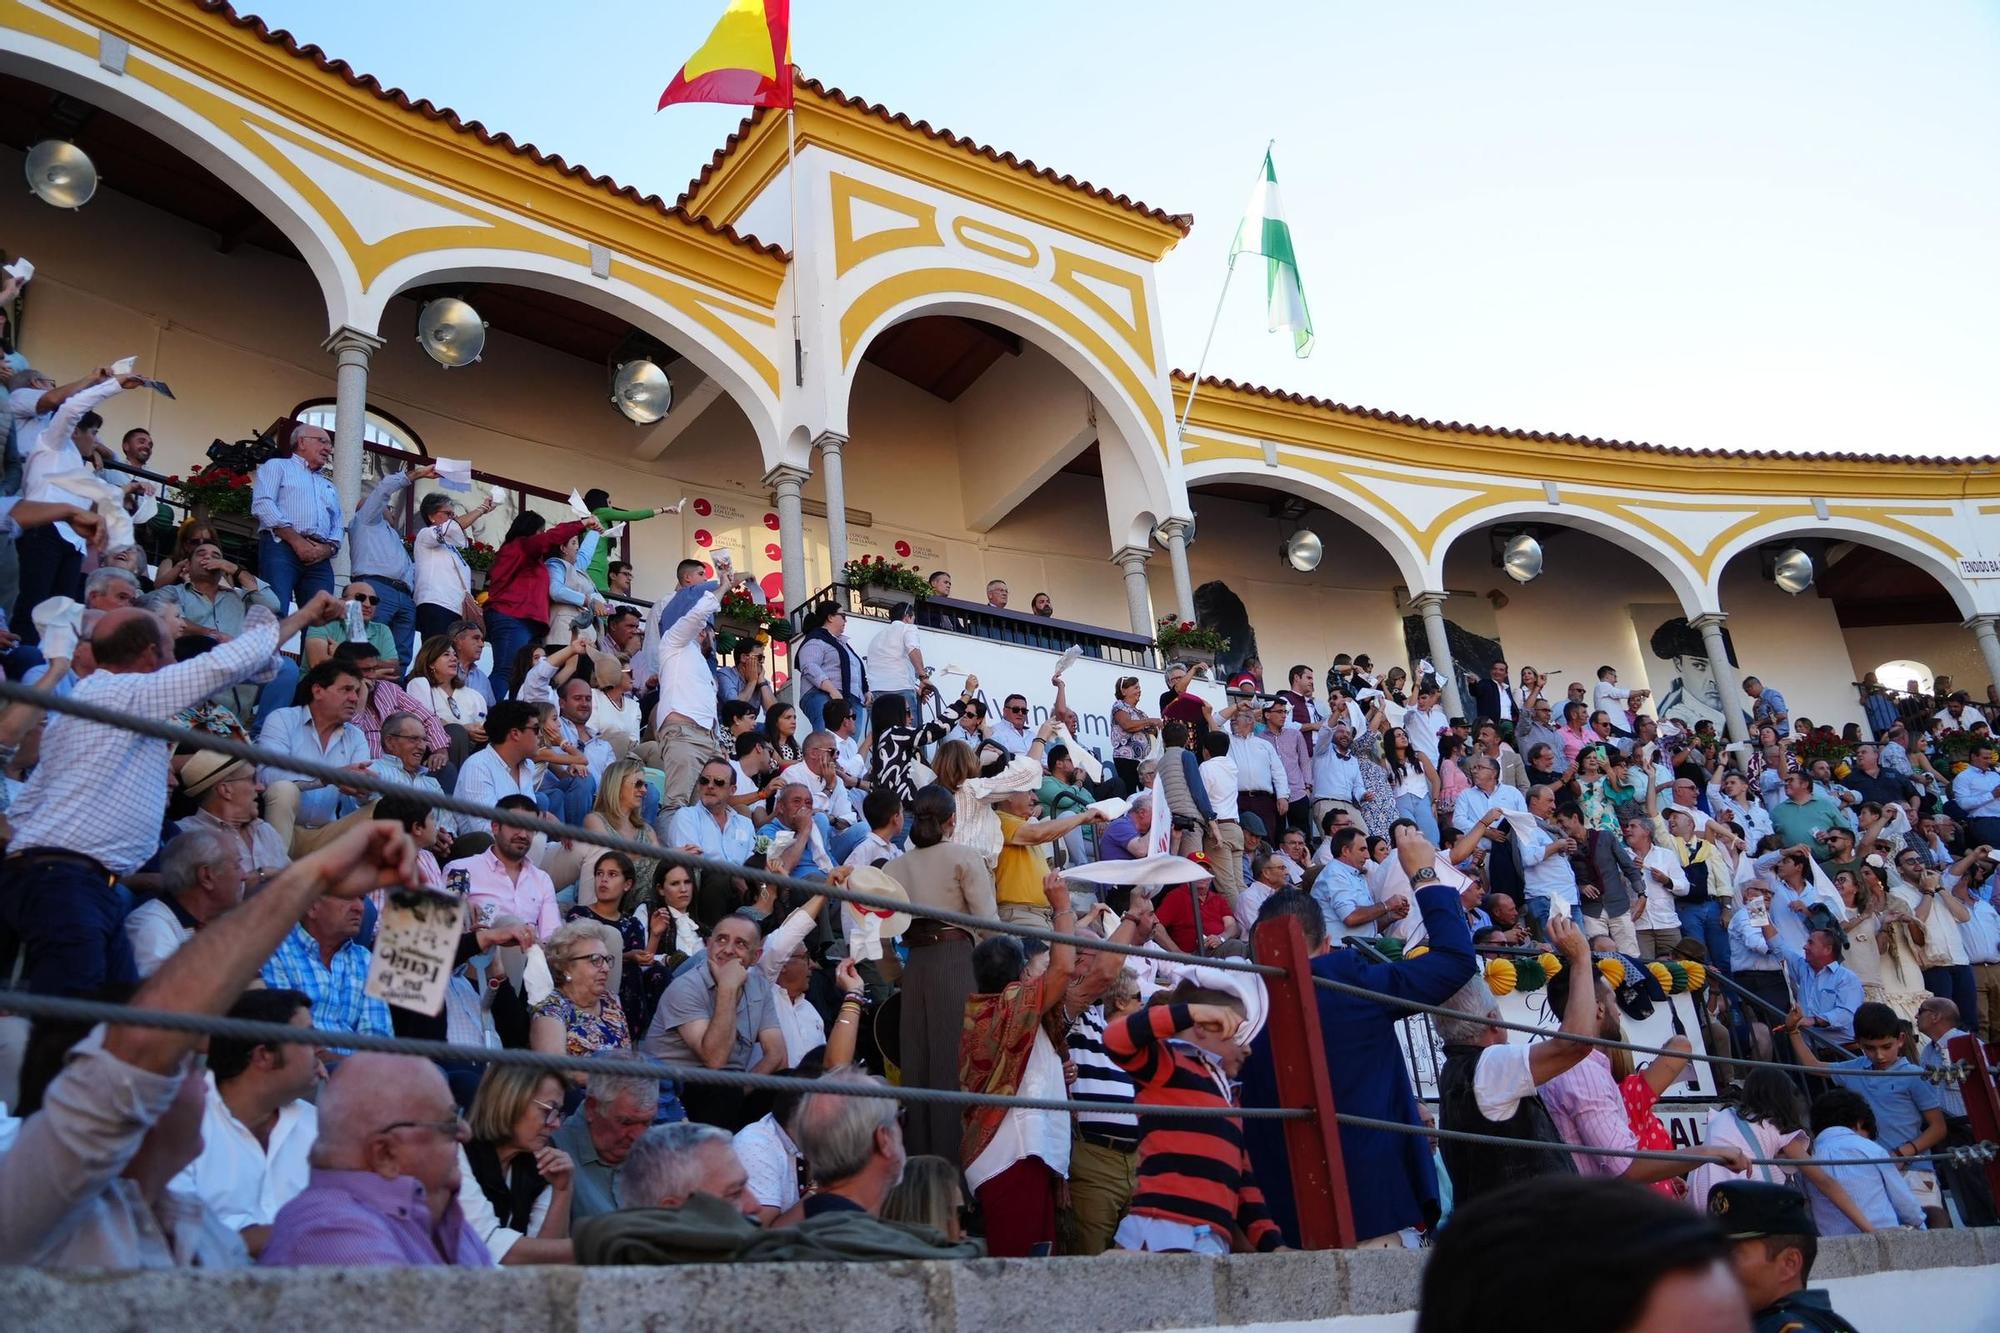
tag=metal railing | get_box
[798,581,1161,670]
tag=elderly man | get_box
[778,728,860,843]
[176,750,290,889]
[368,710,449,812]
[615,1122,757,1216]
[984,579,1009,609]
[1516,784,1580,932]
[550,1069,660,1222]
[258,892,392,1048]
[664,756,757,862]
[303,580,397,669]
[262,1053,489,1266]
[124,825,247,977]
[349,464,438,664]
[174,988,325,1257]
[642,911,785,1129]
[251,422,344,612]
[1433,913,1599,1204]
[1452,753,1527,901]
[443,793,561,940]
[257,658,375,854]
[792,1067,908,1218]
[1913,996,1999,1227]
[0,591,341,995]
[329,640,450,761]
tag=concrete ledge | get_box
[0,1231,1981,1333]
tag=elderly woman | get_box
[1109,675,1161,796]
[459,1064,575,1265]
[530,917,631,1066]
[797,601,868,734]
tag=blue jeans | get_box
[800,687,832,734]
[1396,792,1441,843]
[830,820,871,865]
[257,531,336,613]
[252,654,302,736]
[0,855,138,995]
[361,578,417,667]
[1923,965,1979,1031]
[1676,899,1729,974]
[483,610,541,699]
[538,767,597,827]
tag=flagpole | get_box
[1173,141,1273,444]
[786,104,803,387]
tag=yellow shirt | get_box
[994,812,1050,907]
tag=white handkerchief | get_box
[602,522,626,541]
[567,489,591,519]
[1052,646,1082,679]
[4,257,33,282]
[660,496,687,514]
[31,596,82,663]
[523,945,555,1007]
[846,911,884,962]
[435,458,473,492]
[129,491,159,527]
[110,356,136,376]
[1086,796,1129,821]
[489,483,508,509]
[55,470,136,551]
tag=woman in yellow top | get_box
[991,789,1109,932]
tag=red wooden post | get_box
[1253,914,1356,1249]
[1946,1034,2000,1205]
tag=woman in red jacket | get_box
[484,510,600,697]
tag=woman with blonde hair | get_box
[152,516,219,587]
[529,917,630,1066]
[547,757,659,905]
[881,1155,968,1242]
[460,1064,575,1264]
[931,729,1049,873]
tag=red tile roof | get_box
[681,76,1194,237]
[203,2,787,258]
[1173,371,2000,466]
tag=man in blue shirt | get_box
[349,463,437,665]
[250,423,344,612]
[1789,1000,1947,1226]
[256,659,373,854]
[1779,928,1864,1044]
[664,758,757,863]
[1314,826,1401,939]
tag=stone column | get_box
[1691,611,1751,744]
[1408,590,1465,719]
[1112,545,1153,637]
[1158,518,1196,624]
[323,326,383,579]
[815,431,849,585]
[1967,614,2000,702]
[764,464,811,620]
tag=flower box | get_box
[716,615,767,641]
[859,583,916,614]
[1174,645,1216,669]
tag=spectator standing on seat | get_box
[251,423,344,613]
[482,511,599,698]
[349,463,439,663]
[1,591,341,995]
[413,491,495,642]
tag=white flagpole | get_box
[1174,141,1273,443]
[786,104,803,387]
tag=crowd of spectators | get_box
[0,340,1992,1322]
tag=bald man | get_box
[260,1053,491,1267]
[2,591,344,995]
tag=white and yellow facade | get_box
[3,0,1997,737]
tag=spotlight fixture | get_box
[611,358,673,423]
[1771,546,1813,595]
[24,140,96,209]
[1281,528,1323,572]
[416,297,486,368]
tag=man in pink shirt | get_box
[443,794,561,939]
[1556,700,1595,767]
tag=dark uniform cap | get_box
[1707,1180,1817,1240]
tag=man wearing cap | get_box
[1709,1180,1860,1332]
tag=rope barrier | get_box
[4,990,1986,1170]
[0,680,1965,1084]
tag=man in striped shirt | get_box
[1063,892,1157,1254]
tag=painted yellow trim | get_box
[40,0,787,308]
[682,110,791,225]
[611,261,781,395]
[790,95,1185,263]
[829,173,943,277]
[952,217,1038,268]
[1051,248,1155,373]
[840,267,1166,453]
[1173,378,2000,502]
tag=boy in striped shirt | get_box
[1105,985,1281,1253]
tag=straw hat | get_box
[181,750,253,800]
[841,864,914,939]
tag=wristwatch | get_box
[1411,867,1439,885]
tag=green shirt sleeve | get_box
[592,506,658,523]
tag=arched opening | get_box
[1712,534,1986,731]
[1437,519,1708,731]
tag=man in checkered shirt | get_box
[0,590,344,995]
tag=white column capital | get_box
[321,326,384,360]
[1155,517,1192,543]
[1110,545,1152,571]
[1963,614,2000,634]
[812,430,848,456]
[1408,590,1450,614]
[762,464,811,492]
[1689,611,1730,632]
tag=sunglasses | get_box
[349,594,379,604]
[697,775,733,787]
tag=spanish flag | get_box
[658,0,793,110]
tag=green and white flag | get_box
[1231,149,1314,357]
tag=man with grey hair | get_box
[792,1067,906,1217]
[251,421,343,612]
[549,1068,660,1223]
[124,825,246,976]
[1452,750,1528,902]
[619,1122,756,1217]
[1434,912,1597,1205]
[176,750,290,888]
[83,564,141,611]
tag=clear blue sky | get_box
[242,1,1998,458]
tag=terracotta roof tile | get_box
[787,75,1193,235]
[1173,371,2000,467]
[201,1,788,258]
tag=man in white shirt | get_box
[1227,706,1290,824]
[125,827,248,978]
[1951,740,2000,846]
[1517,784,1581,932]
[843,789,907,869]
[779,730,860,842]
[1592,665,1648,735]
[171,988,323,1258]
[450,700,542,838]
[1198,730,1246,904]
[988,693,1038,757]
[861,601,926,718]
[654,560,749,813]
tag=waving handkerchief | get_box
[434,458,473,492]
